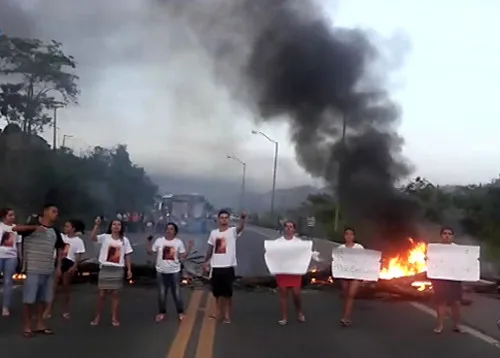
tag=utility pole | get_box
[251,130,279,220]
[52,107,58,151]
[334,113,347,232]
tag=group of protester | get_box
[0,205,463,338]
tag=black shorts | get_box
[211,267,235,298]
[431,279,462,304]
[61,258,75,273]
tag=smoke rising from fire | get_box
[180,0,422,243]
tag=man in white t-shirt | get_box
[147,222,193,322]
[202,210,246,324]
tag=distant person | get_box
[146,223,194,322]
[431,227,463,334]
[19,204,65,338]
[90,217,133,327]
[337,227,364,327]
[274,221,306,325]
[43,219,86,320]
[202,210,246,324]
[0,207,22,317]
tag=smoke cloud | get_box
[176,0,421,244]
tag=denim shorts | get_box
[23,273,55,304]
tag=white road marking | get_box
[409,302,500,348]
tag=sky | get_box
[1,0,499,192]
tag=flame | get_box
[13,273,26,280]
[181,278,189,285]
[411,280,433,291]
[379,238,427,280]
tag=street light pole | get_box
[227,155,247,212]
[52,107,58,151]
[251,130,279,219]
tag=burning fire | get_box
[309,238,432,291]
[379,239,427,279]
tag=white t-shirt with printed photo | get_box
[0,223,22,259]
[61,234,86,262]
[337,243,364,249]
[208,226,240,268]
[97,234,133,268]
[152,237,186,274]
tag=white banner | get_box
[264,240,313,275]
[331,248,382,281]
[427,243,480,282]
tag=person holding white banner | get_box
[268,221,307,326]
[431,227,463,334]
[337,227,364,327]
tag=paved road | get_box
[1,285,500,358]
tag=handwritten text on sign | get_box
[331,248,382,282]
[264,240,313,275]
[427,243,480,282]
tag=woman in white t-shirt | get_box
[44,219,86,319]
[336,227,364,327]
[146,222,194,322]
[90,217,133,327]
[0,207,22,317]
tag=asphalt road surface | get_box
[2,285,500,358]
[81,224,280,278]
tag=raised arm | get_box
[236,212,246,235]
[90,217,102,242]
[181,240,194,260]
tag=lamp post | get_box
[251,130,279,219]
[227,155,247,212]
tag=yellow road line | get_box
[195,295,217,358]
[166,290,205,358]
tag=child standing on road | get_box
[44,219,86,319]
[146,222,193,322]
[0,207,22,317]
[90,217,133,327]
[337,227,364,327]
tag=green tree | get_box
[0,36,79,133]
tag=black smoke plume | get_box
[203,0,422,245]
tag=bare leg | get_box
[451,300,462,331]
[35,303,49,331]
[278,287,288,323]
[111,290,120,326]
[61,273,72,318]
[341,280,360,324]
[223,297,232,323]
[23,304,33,334]
[91,290,106,325]
[43,275,59,319]
[211,297,222,319]
[434,303,446,333]
[291,286,304,321]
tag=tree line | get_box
[0,35,157,222]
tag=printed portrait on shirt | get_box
[0,232,15,247]
[215,237,227,254]
[162,245,176,261]
[106,245,122,263]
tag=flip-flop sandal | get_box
[223,319,231,324]
[297,315,306,323]
[155,314,165,323]
[209,315,219,320]
[35,328,54,335]
[90,319,100,326]
[433,328,443,334]
[62,313,71,320]
[452,327,463,333]
[112,320,120,327]
[23,331,34,338]
[340,319,352,327]
[278,319,288,326]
